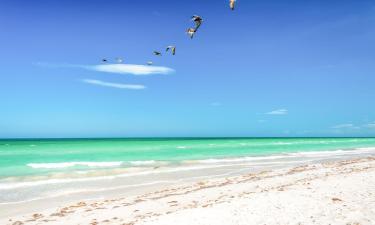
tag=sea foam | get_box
[27,161,123,169]
[129,160,158,166]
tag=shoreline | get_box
[1,147,375,207]
[2,155,375,224]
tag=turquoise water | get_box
[1,138,375,179]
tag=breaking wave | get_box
[27,161,123,169]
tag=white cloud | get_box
[82,79,146,90]
[266,109,288,115]
[331,122,375,131]
[331,124,360,130]
[35,62,175,76]
[91,64,174,75]
[364,122,375,129]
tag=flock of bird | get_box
[101,0,237,66]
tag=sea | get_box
[1,137,375,206]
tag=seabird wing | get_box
[230,0,236,10]
[187,28,196,39]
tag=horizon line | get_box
[1,136,375,141]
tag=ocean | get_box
[1,137,375,205]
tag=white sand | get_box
[4,157,375,225]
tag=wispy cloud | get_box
[266,109,288,115]
[91,64,174,75]
[364,122,375,129]
[331,123,360,130]
[331,122,375,131]
[82,79,146,90]
[35,62,174,76]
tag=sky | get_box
[0,0,375,138]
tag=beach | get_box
[1,154,375,224]
[2,156,375,225]
[1,139,375,224]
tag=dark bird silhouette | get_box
[153,51,162,56]
[191,15,203,30]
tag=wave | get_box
[2,147,374,191]
[1,169,254,204]
[190,147,375,164]
[0,164,246,190]
[22,147,375,170]
[27,161,123,169]
[129,160,158,166]
[271,142,293,145]
[288,148,375,157]
[27,160,166,169]
[192,155,289,164]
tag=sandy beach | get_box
[2,155,375,225]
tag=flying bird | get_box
[166,46,176,55]
[191,15,203,30]
[186,28,196,39]
[229,0,236,10]
[102,59,108,63]
[147,61,153,65]
[153,51,162,56]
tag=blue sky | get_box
[0,0,375,138]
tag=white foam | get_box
[27,161,123,169]
[129,160,157,166]
[2,147,374,191]
[194,155,291,164]
[189,148,375,164]
[0,165,222,190]
[288,148,375,157]
[271,142,293,145]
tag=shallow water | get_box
[1,138,375,178]
[1,138,375,205]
